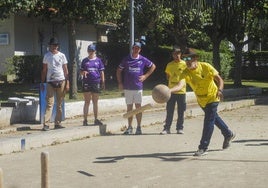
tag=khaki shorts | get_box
[124,90,142,105]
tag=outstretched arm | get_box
[170,80,186,93]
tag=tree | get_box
[31,1,127,99]
[223,0,267,86]
[193,0,267,86]
[0,0,37,19]
[107,0,174,46]
[1,0,126,99]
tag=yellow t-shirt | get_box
[165,60,187,94]
[180,62,220,107]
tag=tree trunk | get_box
[67,20,78,99]
[212,39,221,73]
[232,43,243,87]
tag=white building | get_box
[0,14,109,77]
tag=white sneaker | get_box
[193,149,208,157]
[160,129,171,135]
[177,129,184,134]
[123,127,133,135]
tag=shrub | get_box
[8,55,43,83]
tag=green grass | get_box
[224,80,268,94]
[225,80,268,88]
[0,79,267,103]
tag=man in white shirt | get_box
[41,37,69,131]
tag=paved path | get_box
[0,97,267,188]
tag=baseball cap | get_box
[133,42,142,48]
[87,44,96,51]
[49,37,59,45]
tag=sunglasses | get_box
[182,57,193,61]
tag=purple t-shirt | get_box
[80,57,105,84]
[118,54,153,90]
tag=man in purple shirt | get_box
[116,42,156,135]
[80,44,105,126]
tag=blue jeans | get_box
[164,93,186,130]
[199,102,232,150]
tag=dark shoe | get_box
[54,125,65,129]
[223,132,236,149]
[83,120,89,126]
[193,149,208,157]
[94,119,103,125]
[42,125,50,131]
[160,129,171,135]
[135,127,142,135]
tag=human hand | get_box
[101,82,105,90]
[217,90,224,101]
[139,75,146,82]
[82,71,88,78]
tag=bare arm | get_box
[63,64,69,91]
[41,64,47,83]
[100,71,105,90]
[139,63,156,82]
[116,67,123,90]
[214,74,224,100]
[169,80,186,93]
[166,73,170,82]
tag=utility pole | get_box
[130,0,134,53]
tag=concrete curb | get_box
[0,97,258,155]
[0,87,261,128]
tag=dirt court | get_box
[0,97,267,188]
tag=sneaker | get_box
[193,149,208,156]
[160,129,171,135]
[94,119,103,125]
[223,132,236,149]
[54,125,65,129]
[123,127,133,135]
[135,127,142,135]
[42,125,50,131]
[83,120,89,126]
[177,129,184,134]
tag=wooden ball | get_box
[152,84,171,103]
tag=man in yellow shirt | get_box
[171,48,235,156]
[160,47,187,134]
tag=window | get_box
[0,33,9,45]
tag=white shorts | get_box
[124,90,143,105]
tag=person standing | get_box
[160,47,187,135]
[80,44,105,126]
[116,42,156,135]
[41,37,69,131]
[171,48,235,156]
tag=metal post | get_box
[130,0,134,53]
[41,152,49,188]
[0,168,3,188]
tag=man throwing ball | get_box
[171,48,235,156]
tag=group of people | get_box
[41,37,235,156]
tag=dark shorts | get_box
[82,83,101,93]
